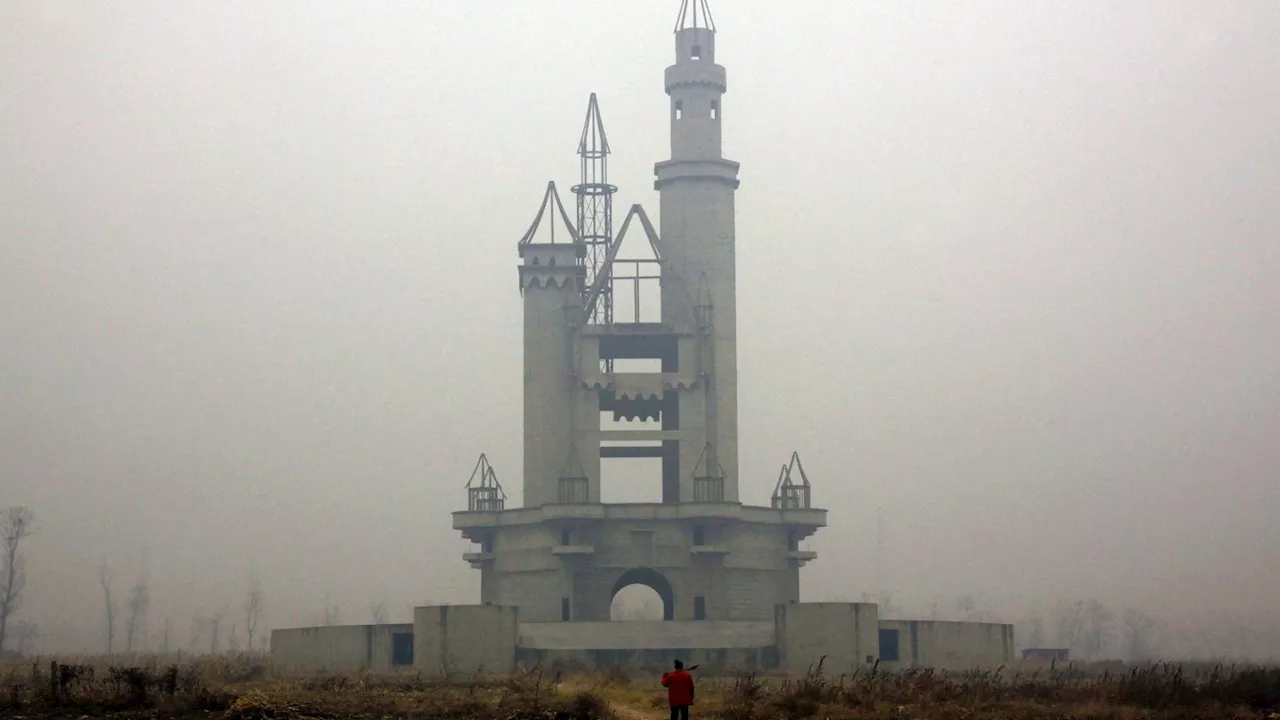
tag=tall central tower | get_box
[454,0,825,626]
[657,1,740,494]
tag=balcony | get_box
[557,477,590,504]
[771,486,810,510]
[692,476,725,502]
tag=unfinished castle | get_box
[273,1,1015,674]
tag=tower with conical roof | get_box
[454,0,826,626]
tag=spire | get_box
[519,181,579,246]
[572,94,617,325]
[577,93,610,158]
[771,452,813,510]
[674,0,716,33]
[464,453,506,512]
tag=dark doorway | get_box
[392,633,414,666]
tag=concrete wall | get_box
[878,620,1015,670]
[518,620,774,650]
[270,623,413,673]
[518,646,774,675]
[414,604,518,677]
[775,602,879,674]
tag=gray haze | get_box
[2,1,1278,654]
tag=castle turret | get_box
[518,182,587,508]
[657,0,741,500]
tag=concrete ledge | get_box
[454,502,826,536]
[787,550,818,565]
[691,544,730,556]
[518,620,775,650]
[551,544,595,556]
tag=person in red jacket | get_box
[660,659,695,720]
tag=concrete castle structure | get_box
[453,0,822,627]
[273,1,1015,675]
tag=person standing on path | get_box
[660,659,695,720]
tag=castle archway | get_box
[610,567,675,621]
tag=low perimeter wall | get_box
[776,602,880,674]
[414,604,519,677]
[270,605,1014,675]
[271,623,413,672]
[878,620,1015,670]
[517,620,777,674]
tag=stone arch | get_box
[611,567,675,621]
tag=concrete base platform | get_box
[270,603,1015,676]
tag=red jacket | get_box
[661,669,695,706]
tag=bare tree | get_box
[125,576,150,653]
[99,560,117,654]
[11,620,39,656]
[876,591,899,618]
[1081,598,1115,659]
[244,575,265,651]
[955,594,979,621]
[188,615,207,653]
[1052,599,1085,650]
[209,606,227,654]
[1026,614,1046,647]
[0,506,34,653]
[1123,606,1160,661]
[370,600,388,626]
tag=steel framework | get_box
[572,94,616,327]
[675,0,716,32]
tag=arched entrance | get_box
[610,567,675,621]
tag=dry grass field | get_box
[0,655,1277,719]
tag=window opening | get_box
[562,598,571,621]
[561,528,572,546]
[675,100,683,120]
[692,526,705,546]
[711,100,718,120]
[694,596,706,620]
[691,45,702,60]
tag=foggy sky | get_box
[2,1,1278,652]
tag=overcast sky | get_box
[2,1,1278,653]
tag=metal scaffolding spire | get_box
[674,0,716,33]
[571,93,617,326]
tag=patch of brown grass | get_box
[3,655,1277,720]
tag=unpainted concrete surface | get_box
[878,619,1015,670]
[270,623,412,673]
[518,620,774,650]
[776,602,880,674]
[413,604,519,677]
